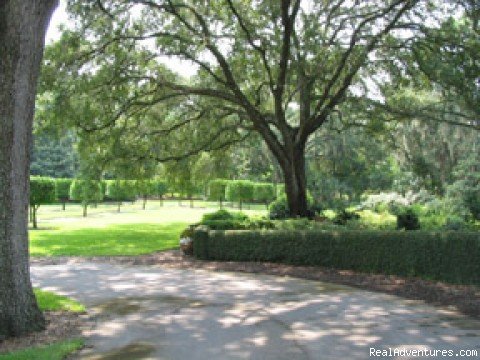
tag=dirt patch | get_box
[31,250,480,319]
[0,311,85,354]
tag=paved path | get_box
[31,262,480,359]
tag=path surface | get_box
[31,262,480,360]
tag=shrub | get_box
[443,215,468,231]
[208,179,229,207]
[332,209,360,225]
[396,206,420,230]
[69,179,103,217]
[268,194,320,219]
[199,210,275,230]
[192,229,480,285]
[54,178,72,210]
[30,176,56,228]
[253,183,276,206]
[225,180,255,209]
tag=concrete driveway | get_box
[31,262,480,359]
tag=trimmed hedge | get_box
[225,180,255,209]
[193,230,480,285]
[208,179,229,206]
[55,178,73,206]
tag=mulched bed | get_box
[0,311,84,354]
[31,250,480,319]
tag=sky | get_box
[45,1,198,77]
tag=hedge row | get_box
[208,179,280,207]
[193,229,480,285]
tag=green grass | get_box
[30,222,187,256]
[34,289,85,313]
[29,202,266,257]
[0,339,84,360]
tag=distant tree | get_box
[153,180,168,207]
[54,178,73,210]
[29,177,56,229]
[226,180,255,210]
[106,180,137,212]
[30,131,78,178]
[136,179,156,210]
[253,183,276,208]
[69,179,103,217]
[208,179,229,208]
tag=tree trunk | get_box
[189,196,194,208]
[219,199,223,209]
[281,144,309,218]
[62,202,65,211]
[0,0,57,339]
[159,196,163,207]
[32,206,38,229]
[117,202,121,212]
[83,203,88,217]
[142,196,147,210]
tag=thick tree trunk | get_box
[0,0,57,338]
[281,144,309,218]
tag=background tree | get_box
[55,178,73,210]
[253,183,276,208]
[208,179,229,208]
[0,0,57,338]
[29,177,56,229]
[226,180,255,210]
[69,179,103,217]
[153,179,168,206]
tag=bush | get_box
[443,215,468,231]
[225,180,255,209]
[30,176,56,228]
[199,210,275,230]
[192,229,480,285]
[55,178,73,209]
[332,209,360,225]
[253,183,276,205]
[396,206,420,230]
[268,194,320,219]
[208,179,229,206]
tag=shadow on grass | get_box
[30,223,186,257]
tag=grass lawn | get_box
[0,291,85,360]
[30,201,265,257]
[0,339,84,360]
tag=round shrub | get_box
[208,179,229,204]
[396,206,420,230]
[332,209,360,225]
[253,183,275,205]
[225,180,254,209]
[70,179,103,216]
[30,176,56,228]
[54,178,73,204]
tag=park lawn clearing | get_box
[30,222,186,256]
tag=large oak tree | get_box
[0,0,57,338]
[51,0,431,217]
